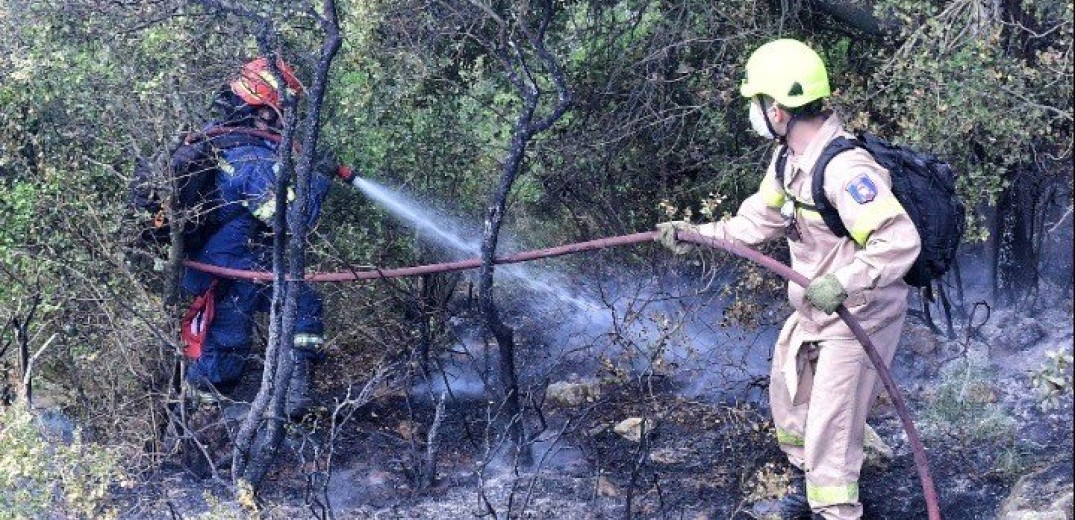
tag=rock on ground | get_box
[996,459,1074,520]
[546,379,602,407]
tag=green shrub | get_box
[1030,348,1074,411]
[921,362,1025,478]
[0,403,127,519]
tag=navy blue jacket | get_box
[182,140,331,294]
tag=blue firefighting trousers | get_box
[185,277,324,387]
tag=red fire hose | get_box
[183,230,941,519]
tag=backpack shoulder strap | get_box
[775,145,790,186]
[775,144,823,213]
[810,136,862,238]
[185,125,281,152]
[207,127,278,151]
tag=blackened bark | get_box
[995,170,1042,307]
[479,132,529,453]
[13,294,40,406]
[230,0,343,488]
[474,0,571,459]
[414,271,458,373]
[809,0,899,37]
[416,274,433,372]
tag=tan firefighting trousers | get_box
[769,311,905,520]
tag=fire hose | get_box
[184,230,941,519]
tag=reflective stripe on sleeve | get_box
[776,427,805,447]
[761,179,786,209]
[252,197,277,223]
[250,188,296,224]
[218,158,235,175]
[848,196,905,246]
[807,480,859,507]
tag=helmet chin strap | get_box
[757,95,801,145]
[757,95,783,143]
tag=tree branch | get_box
[809,0,899,38]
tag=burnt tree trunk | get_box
[227,0,343,489]
[413,270,458,375]
[994,169,1042,307]
[479,130,529,454]
[470,0,571,459]
[12,294,40,407]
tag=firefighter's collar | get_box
[784,114,846,181]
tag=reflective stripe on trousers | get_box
[769,312,906,519]
[294,332,324,351]
[808,481,859,508]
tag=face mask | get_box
[749,101,775,139]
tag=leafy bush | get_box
[0,404,127,519]
[921,361,1025,478]
[1030,348,1074,411]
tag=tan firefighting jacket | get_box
[697,114,922,340]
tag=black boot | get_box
[780,469,814,520]
[285,356,314,419]
[185,378,237,408]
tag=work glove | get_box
[314,154,356,184]
[804,273,848,315]
[654,221,696,256]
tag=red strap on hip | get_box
[181,280,218,359]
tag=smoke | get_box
[519,270,780,402]
[356,177,777,403]
[411,329,491,401]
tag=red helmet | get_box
[229,57,304,111]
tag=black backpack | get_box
[776,132,966,288]
[128,126,277,252]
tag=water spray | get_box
[350,177,480,255]
[181,127,941,517]
[185,230,942,519]
[347,177,598,312]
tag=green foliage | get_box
[0,0,1071,502]
[0,3,196,478]
[856,0,1073,239]
[1030,348,1074,411]
[545,0,779,240]
[192,492,253,520]
[923,362,1014,440]
[0,404,126,519]
[921,361,1026,477]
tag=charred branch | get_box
[12,292,42,407]
[227,0,344,490]
[808,0,899,38]
[469,0,571,459]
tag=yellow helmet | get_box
[739,39,830,108]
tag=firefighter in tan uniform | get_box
[656,39,921,519]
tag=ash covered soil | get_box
[117,290,1074,520]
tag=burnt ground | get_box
[111,288,1075,519]
[119,381,1070,519]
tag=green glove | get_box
[655,221,696,256]
[804,273,848,315]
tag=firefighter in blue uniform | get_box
[182,58,332,419]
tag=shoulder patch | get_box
[846,174,877,204]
